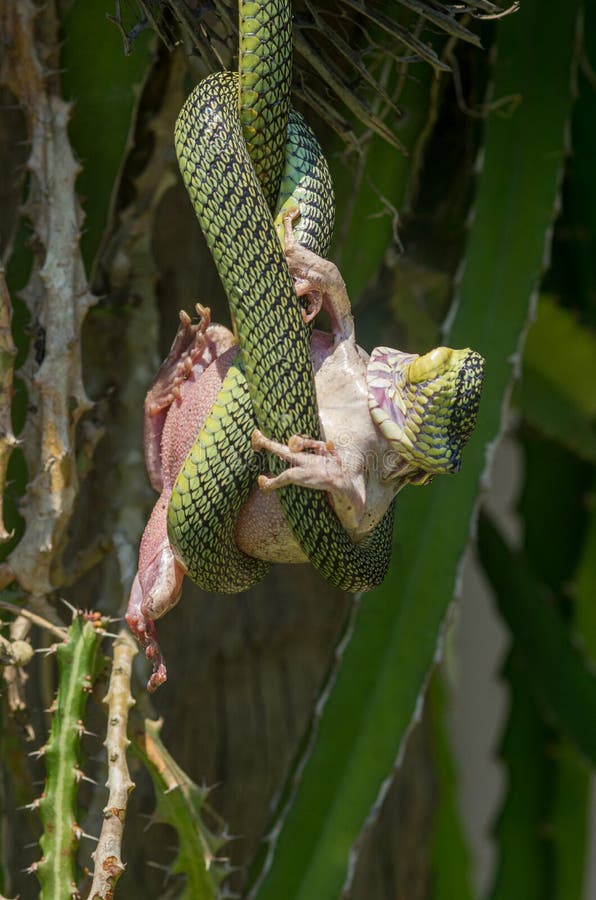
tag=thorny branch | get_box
[0,0,95,597]
[0,599,67,641]
[0,267,18,542]
[2,615,35,740]
[88,630,137,900]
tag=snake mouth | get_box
[367,345,485,477]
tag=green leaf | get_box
[551,0,596,322]
[429,675,474,900]
[60,0,154,276]
[482,516,592,900]
[478,514,596,765]
[575,494,596,660]
[550,742,590,900]
[489,652,554,900]
[516,295,596,461]
[253,3,581,898]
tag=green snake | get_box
[168,0,397,592]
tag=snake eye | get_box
[407,347,453,384]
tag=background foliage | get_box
[0,0,595,898]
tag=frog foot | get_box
[126,574,169,692]
[283,209,354,343]
[251,428,365,530]
[126,505,185,691]
[145,304,212,417]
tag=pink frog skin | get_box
[127,215,484,690]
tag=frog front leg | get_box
[282,210,355,343]
[251,428,366,534]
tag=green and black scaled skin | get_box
[169,68,396,593]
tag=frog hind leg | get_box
[128,344,239,689]
[144,305,236,491]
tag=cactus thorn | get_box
[24,858,42,874]
[76,718,97,737]
[18,797,41,811]
[28,745,46,759]
[199,779,219,798]
[36,644,58,656]
[141,812,159,831]
[164,783,182,795]
[60,598,79,617]
[73,823,98,842]
[147,859,172,878]
[146,860,172,885]
[80,772,99,787]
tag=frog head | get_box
[367,345,485,483]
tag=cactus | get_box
[134,718,232,899]
[88,629,137,900]
[33,612,106,899]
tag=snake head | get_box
[367,345,485,479]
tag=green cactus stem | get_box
[134,718,231,899]
[34,612,106,899]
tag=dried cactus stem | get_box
[0,0,95,597]
[36,614,105,900]
[88,630,137,900]
[0,267,17,542]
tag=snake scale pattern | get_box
[168,0,397,592]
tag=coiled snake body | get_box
[169,0,396,592]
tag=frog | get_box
[126,213,484,690]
